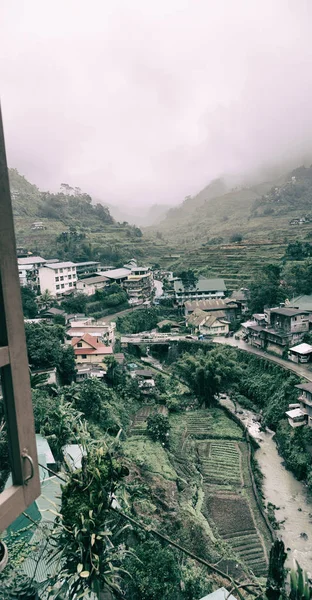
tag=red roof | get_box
[71,333,113,356]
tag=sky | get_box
[1,0,312,208]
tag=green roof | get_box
[174,277,226,293]
[288,294,312,311]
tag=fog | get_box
[1,0,312,208]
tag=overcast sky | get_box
[1,0,312,207]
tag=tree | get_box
[21,286,38,318]
[124,539,181,600]
[25,323,64,369]
[177,270,198,290]
[58,345,76,385]
[248,264,286,313]
[147,413,170,444]
[175,348,242,408]
[230,233,243,243]
[38,289,54,311]
[266,539,287,600]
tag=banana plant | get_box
[289,561,312,600]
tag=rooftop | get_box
[174,277,227,294]
[18,256,46,264]
[286,408,306,419]
[270,307,309,317]
[295,382,312,393]
[185,298,237,311]
[100,267,131,279]
[200,587,237,600]
[74,261,100,267]
[77,275,110,285]
[287,294,312,311]
[42,261,76,270]
[289,343,312,355]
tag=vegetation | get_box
[116,308,159,333]
[60,283,128,317]
[147,413,170,444]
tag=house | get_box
[39,261,77,296]
[187,308,229,336]
[75,364,106,382]
[131,369,155,391]
[74,261,101,278]
[266,307,309,339]
[18,256,47,287]
[294,382,312,427]
[41,307,67,320]
[245,307,310,355]
[67,319,116,347]
[286,407,307,428]
[174,277,227,306]
[230,288,249,313]
[199,587,237,600]
[31,221,44,230]
[184,298,238,321]
[157,319,180,331]
[71,333,113,364]
[288,343,312,363]
[76,275,110,296]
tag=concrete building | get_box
[76,275,110,296]
[67,319,115,347]
[123,272,153,304]
[99,267,131,284]
[174,277,227,306]
[39,262,77,296]
[288,343,312,364]
[18,256,47,287]
[74,261,101,278]
[294,382,312,427]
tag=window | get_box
[61,284,64,289]
[82,354,87,359]
[60,276,64,281]
[54,269,58,274]
[68,274,72,279]
[56,285,60,290]
[69,282,73,287]
[55,277,59,282]
[0,111,40,531]
[77,342,83,348]
[59,269,63,273]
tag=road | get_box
[213,336,312,382]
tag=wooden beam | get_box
[0,346,9,368]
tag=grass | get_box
[123,436,177,481]
[183,408,243,439]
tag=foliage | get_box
[147,413,170,444]
[21,286,38,319]
[289,561,312,599]
[248,264,287,313]
[32,389,83,462]
[284,241,312,261]
[176,270,198,290]
[175,347,242,408]
[266,539,287,600]
[230,233,243,243]
[61,292,88,314]
[57,345,76,385]
[25,323,65,369]
[274,421,311,480]
[117,308,159,334]
[49,442,129,598]
[72,378,128,433]
[282,259,312,296]
[123,539,181,600]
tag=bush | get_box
[147,413,170,444]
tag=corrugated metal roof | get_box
[175,277,227,293]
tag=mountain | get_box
[96,200,172,227]
[9,169,171,265]
[149,168,312,246]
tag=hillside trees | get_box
[175,348,242,408]
[117,308,159,333]
[21,286,38,318]
[25,322,65,369]
[248,264,287,313]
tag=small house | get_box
[71,333,113,364]
[75,364,106,382]
[286,408,307,428]
[295,382,312,427]
[288,343,312,363]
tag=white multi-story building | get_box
[18,256,47,287]
[39,262,77,296]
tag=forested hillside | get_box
[9,169,170,265]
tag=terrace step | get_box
[223,529,257,540]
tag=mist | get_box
[1,0,312,208]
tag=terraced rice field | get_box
[171,409,269,578]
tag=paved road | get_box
[213,336,312,382]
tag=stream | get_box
[221,398,312,573]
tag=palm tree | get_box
[38,290,53,311]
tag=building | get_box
[99,267,131,284]
[184,298,238,321]
[187,308,229,336]
[288,343,312,363]
[67,319,115,347]
[131,369,155,392]
[74,261,101,278]
[75,364,106,382]
[286,407,307,428]
[230,288,249,314]
[76,275,110,296]
[123,272,153,304]
[18,256,47,287]
[71,333,113,364]
[287,294,312,313]
[295,382,312,427]
[245,307,310,355]
[39,261,77,296]
[31,221,45,230]
[174,277,227,306]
